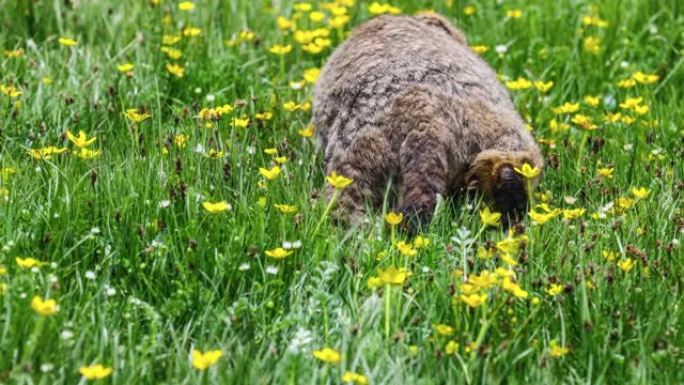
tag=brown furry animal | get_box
[312,13,543,231]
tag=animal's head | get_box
[466,150,543,226]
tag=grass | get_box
[1,0,683,383]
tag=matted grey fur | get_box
[312,13,543,231]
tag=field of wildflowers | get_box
[1,0,684,383]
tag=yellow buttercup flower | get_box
[274,204,298,214]
[74,148,102,159]
[16,257,45,269]
[632,71,659,85]
[341,371,368,385]
[583,36,601,54]
[479,207,501,227]
[471,45,489,54]
[313,347,341,364]
[178,1,195,11]
[162,35,182,45]
[183,27,202,37]
[161,46,183,59]
[617,258,635,272]
[326,171,353,189]
[552,102,580,114]
[191,349,222,370]
[501,278,528,299]
[546,283,563,296]
[597,167,614,179]
[66,130,97,148]
[298,125,315,137]
[548,340,569,357]
[269,44,292,55]
[459,293,487,308]
[562,208,585,220]
[583,95,600,107]
[433,324,455,336]
[506,9,523,18]
[534,80,554,93]
[166,63,185,78]
[265,248,293,259]
[514,163,540,179]
[377,267,411,286]
[124,108,151,123]
[413,235,430,248]
[395,241,417,257]
[202,201,231,213]
[384,212,403,226]
[58,37,77,47]
[505,77,532,90]
[631,187,649,199]
[31,296,59,316]
[259,166,282,180]
[79,364,113,380]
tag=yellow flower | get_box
[562,208,585,220]
[293,2,313,12]
[3,48,24,58]
[444,340,459,355]
[571,114,597,130]
[0,283,7,295]
[79,364,113,379]
[174,134,187,148]
[274,204,297,214]
[514,163,540,179]
[395,241,417,257]
[459,293,487,308]
[299,125,315,137]
[552,102,580,115]
[506,9,523,18]
[232,117,250,128]
[496,235,523,258]
[341,371,368,385]
[597,167,614,179]
[477,246,494,260]
[603,250,619,262]
[433,324,454,336]
[0,84,22,98]
[277,16,294,31]
[470,45,489,54]
[259,166,282,180]
[632,71,659,85]
[631,187,649,199]
[528,209,559,225]
[505,77,532,90]
[377,267,411,286]
[29,146,68,160]
[413,235,430,248]
[124,108,151,123]
[162,35,182,45]
[178,1,195,11]
[312,347,341,364]
[265,247,293,259]
[326,171,353,189]
[634,105,649,115]
[479,207,501,227]
[66,130,97,148]
[534,80,554,93]
[617,78,636,88]
[58,37,77,47]
[501,278,528,299]
[255,111,273,121]
[202,201,231,213]
[384,212,403,226]
[16,257,45,269]
[310,11,326,22]
[0,266,6,276]
[583,95,600,107]
[620,97,644,110]
[269,44,292,55]
[183,27,202,37]
[191,349,223,370]
[463,5,476,15]
[161,46,183,59]
[329,15,351,29]
[546,283,563,296]
[583,36,601,54]
[166,63,185,78]
[74,148,102,159]
[604,112,622,123]
[367,276,384,289]
[31,296,59,316]
[617,258,635,272]
[548,340,569,358]
[117,63,134,73]
[303,67,320,84]
[369,2,401,15]
[469,270,498,289]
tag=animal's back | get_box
[313,15,513,156]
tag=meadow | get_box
[1,0,684,383]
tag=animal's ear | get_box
[415,13,467,45]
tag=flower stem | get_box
[384,284,391,339]
[312,189,339,238]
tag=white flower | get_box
[61,330,74,340]
[40,363,54,373]
[495,44,508,55]
[238,263,251,271]
[105,286,117,296]
[159,200,171,208]
[205,93,216,102]
[265,265,279,275]
[286,327,313,354]
[85,270,96,280]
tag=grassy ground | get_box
[1,0,684,383]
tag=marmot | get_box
[312,13,543,231]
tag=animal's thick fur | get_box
[312,14,543,230]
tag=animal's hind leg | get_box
[325,129,396,224]
[397,123,452,234]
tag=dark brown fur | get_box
[312,14,543,231]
